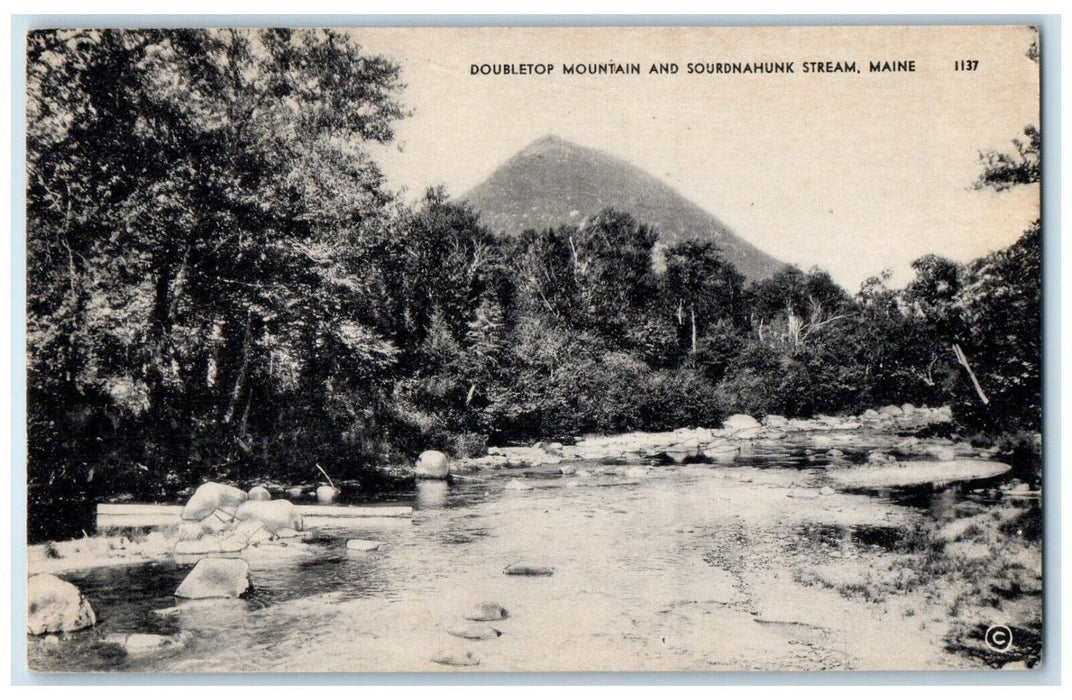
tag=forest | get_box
[26,29,1042,540]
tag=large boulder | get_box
[27,574,97,635]
[722,414,762,438]
[723,414,761,431]
[247,486,272,502]
[181,482,248,521]
[174,558,251,599]
[235,499,303,533]
[415,450,450,479]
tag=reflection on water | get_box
[416,480,450,509]
[28,438,1028,673]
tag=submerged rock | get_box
[27,574,97,635]
[346,539,384,552]
[415,450,450,479]
[463,601,509,621]
[504,479,534,491]
[829,459,1012,489]
[431,649,479,666]
[175,558,251,599]
[105,632,188,656]
[181,482,248,521]
[504,562,554,576]
[447,624,502,640]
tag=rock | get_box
[927,446,957,461]
[315,485,339,504]
[762,414,789,427]
[723,414,761,436]
[545,442,564,455]
[286,486,304,499]
[829,459,1012,489]
[868,451,894,464]
[247,486,272,502]
[827,449,845,458]
[346,539,384,552]
[105,632,187,656]
[232,518,272,545]
[819,486,836,496]
[504,479,533,491]
[273,528,302,539]
[703,444,739,462]
[504,562,553,576]
[463,601,508,621]
[177,522,206,541]
[861,409,880,419]
[235,499,303,533]
[415,450,450,479]
[142,531,171,555]
[43,635,60,648]
[174,539,223,557]
[879,405,904,417]
[900,403,916,414]
[447,624,502,640]
[559,464,576,475]
[431,649,479,666]
[174,558,251,599]
[199,508,235,534]
[27,574,97,635]
[181,482,248,521]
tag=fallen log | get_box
[96,502,412,529]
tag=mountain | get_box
[462,135,783,280]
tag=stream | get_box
[27,437,1039,673]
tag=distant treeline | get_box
[26,29,1041,524]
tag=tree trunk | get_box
[953,343,990,405]
[690,305,697,354]
[224,312,253,424]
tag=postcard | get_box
[23,24,1042,673]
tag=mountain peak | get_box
[463,138,783,280]
[515,134,584,158]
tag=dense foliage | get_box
[26,30,1042,538]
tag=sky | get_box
[353,26,1040,291]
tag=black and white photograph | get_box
[21,24,1044,673]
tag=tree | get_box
[662,239,745,354]
[27,29,408,508]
